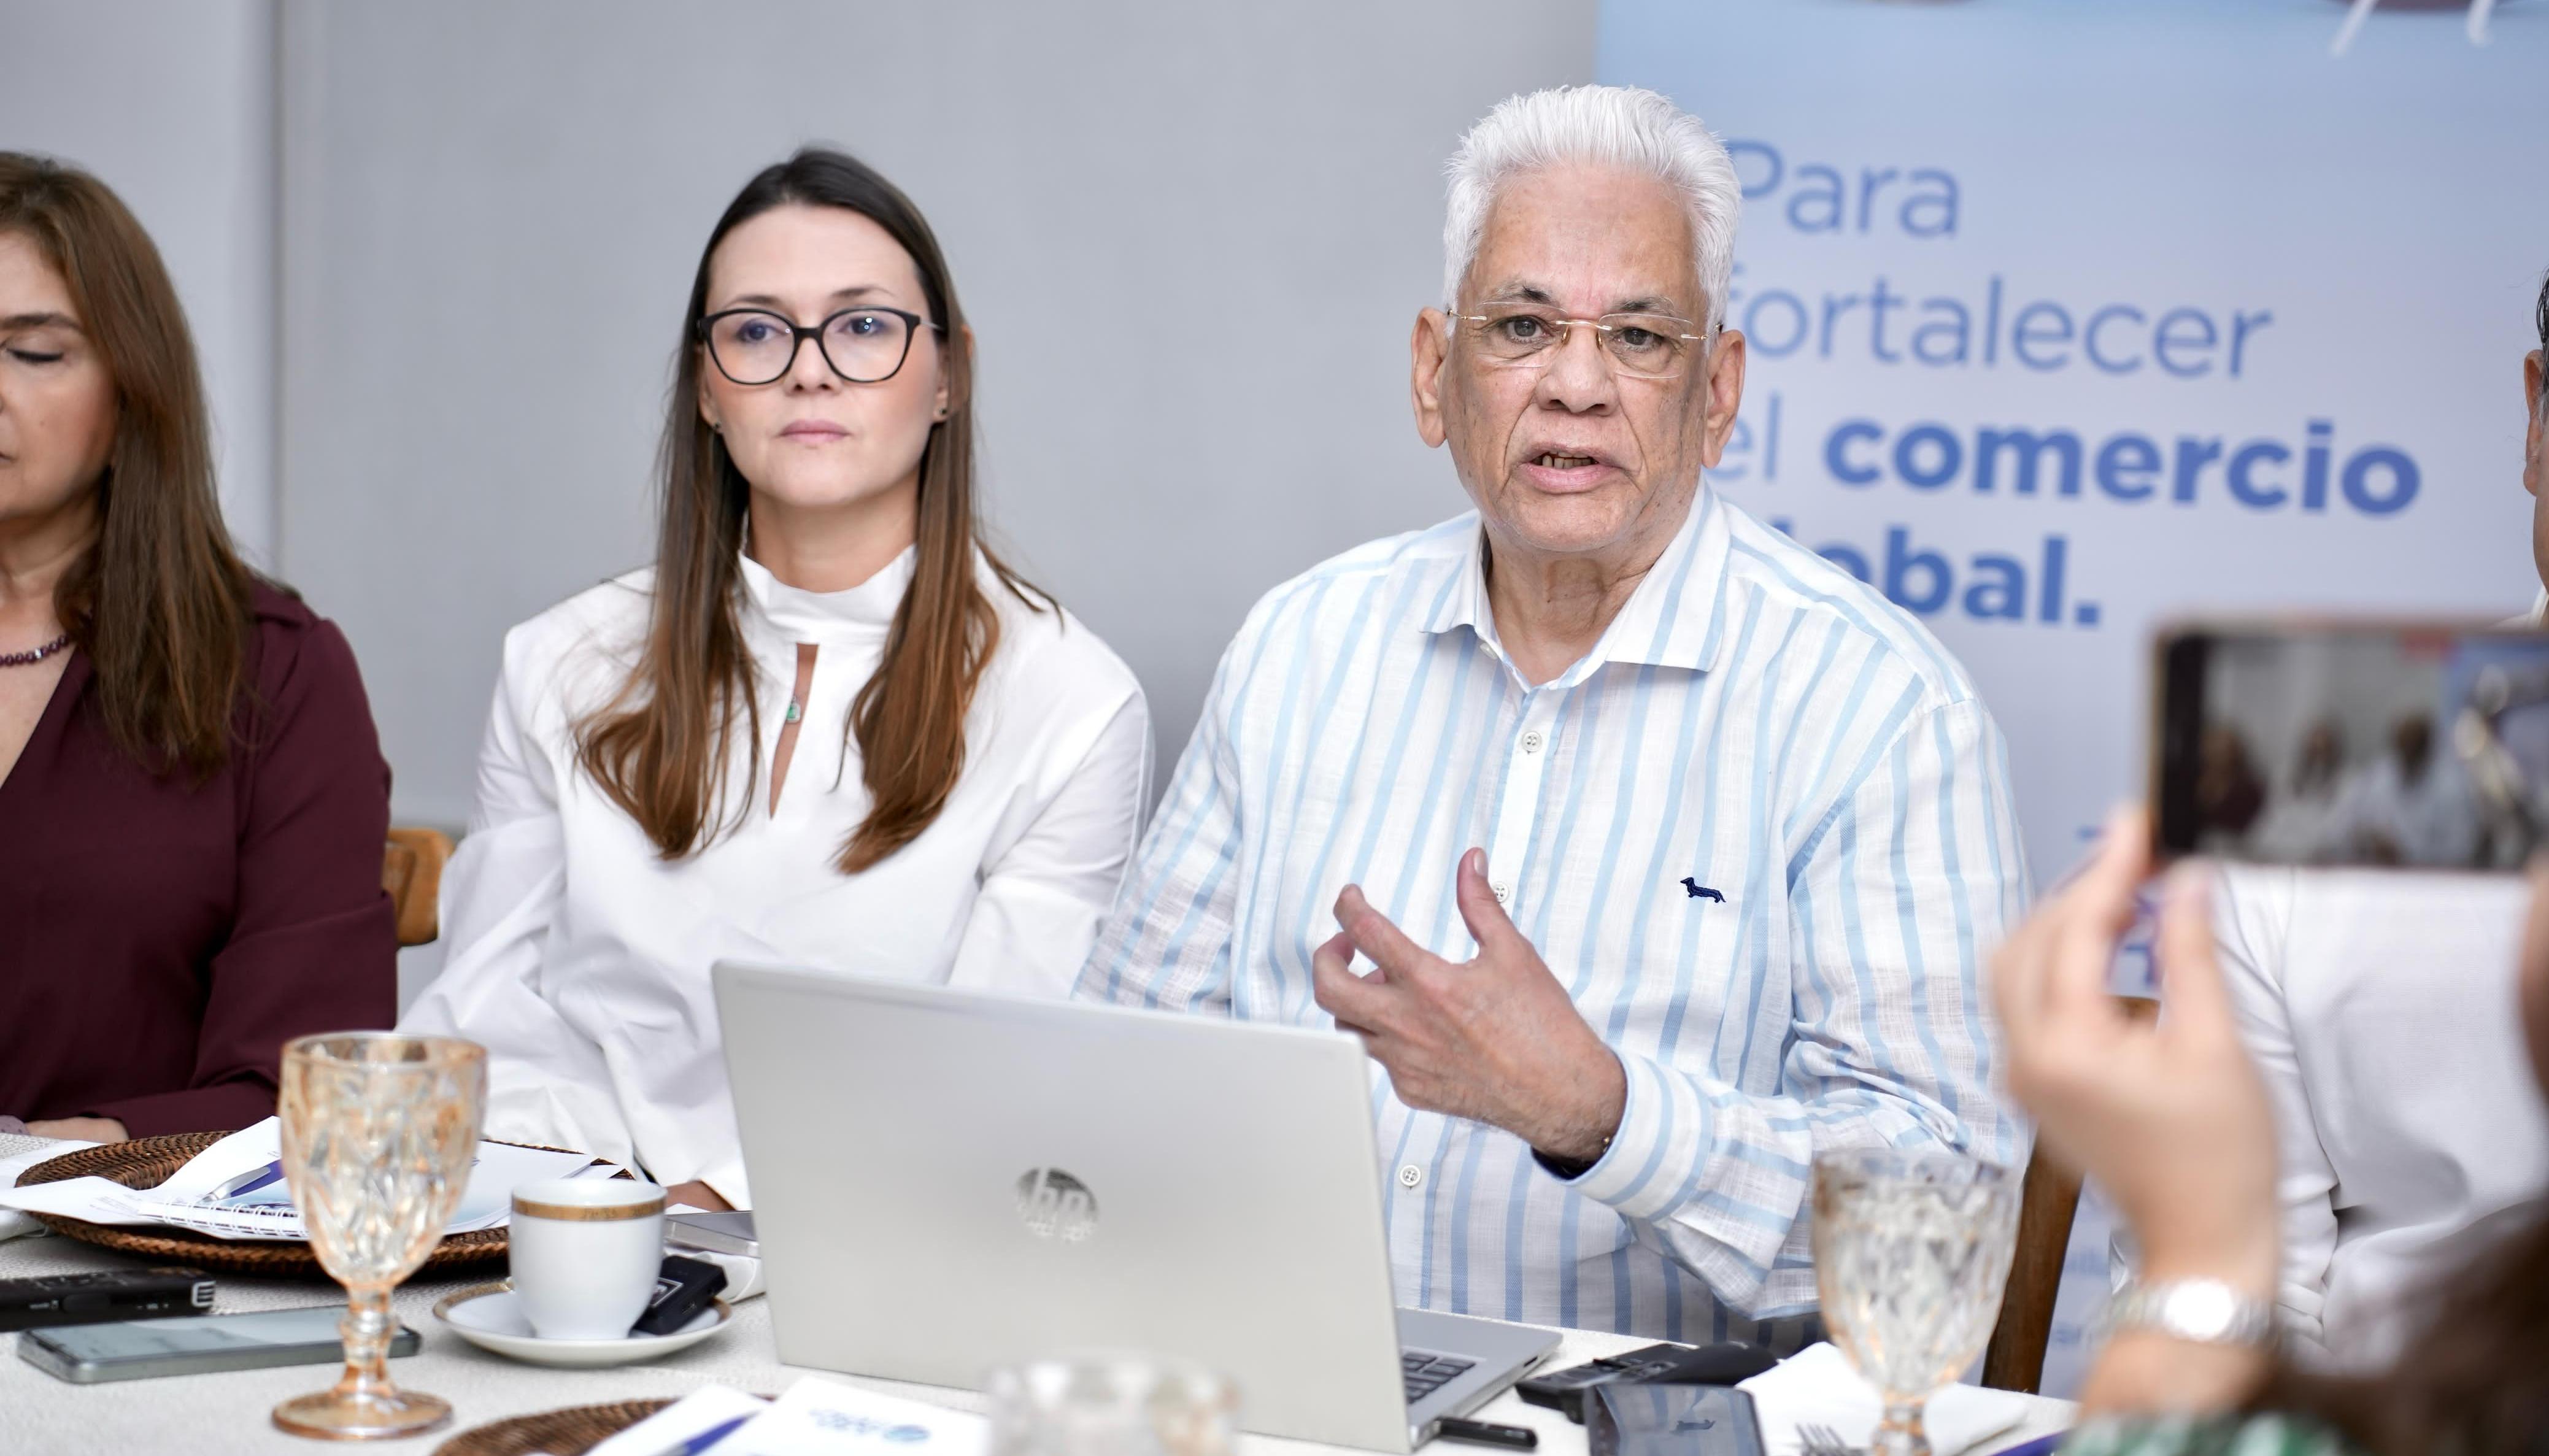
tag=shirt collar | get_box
[736,544,916,641]
[1421,487,1732,682]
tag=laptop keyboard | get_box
[1401,1349,1476,1403]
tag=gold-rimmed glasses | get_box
[1449,301,1715,380]
[271,1033,486,1441]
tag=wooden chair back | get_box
[382,827,455,949]
[1979,995,2158,1393]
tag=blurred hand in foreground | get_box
[1991,807,2277,1295]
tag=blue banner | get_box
[1600,0,2547,877]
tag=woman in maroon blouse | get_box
[0,155,397,1142]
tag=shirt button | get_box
[1492,882,1511,905]
[1520,730,1545,753]
[1397,1163,1425,1190]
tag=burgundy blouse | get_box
[0,584,398,1136]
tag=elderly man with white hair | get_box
[1081,85,2028,1341]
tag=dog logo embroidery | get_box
[1681,877,1725,903]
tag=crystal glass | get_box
[271,1033,487,1441]
[1812,1149,2020,1456]
[987,1354,1236,1456]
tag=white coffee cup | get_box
[507,1177,665,1341]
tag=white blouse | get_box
[401,547,1151,1205]
[2213,865,2549,1369]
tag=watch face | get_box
[2165,1282,2239,1339]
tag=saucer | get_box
[430,1282,731,1368]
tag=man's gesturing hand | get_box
[1311,848,1627,1162]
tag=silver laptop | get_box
[713,963,1558,1452]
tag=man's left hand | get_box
[1312,848,1626,1161]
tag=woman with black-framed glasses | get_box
[402,148,1151,1214]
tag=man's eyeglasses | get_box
[1449,302,1714,380]
[697,305,943,386]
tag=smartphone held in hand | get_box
[2152,618,2549,871]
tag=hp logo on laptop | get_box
[1014,1168,1098,1242]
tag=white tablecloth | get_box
[0,1147,2073,1454]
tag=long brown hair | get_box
[0,153,256,779]
[2254,1207,2549,1456]
[577,148,1042,873]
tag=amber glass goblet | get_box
[271,1033,486,1441]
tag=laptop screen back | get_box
[714,964,1415,1450]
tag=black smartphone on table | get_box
[17,1304,420,1384]
[0,1268,214,1332]
[1517,1342,1778,1423]
[2153,618,2549,871]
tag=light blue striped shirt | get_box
[1080,488,2030,1341]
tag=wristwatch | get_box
[2102,1278,2277,1348]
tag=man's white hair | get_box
[1441,85,1741,328]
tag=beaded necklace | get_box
[0,633,69,668]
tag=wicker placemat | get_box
[11,1131,518,1277]
[431,1398,676,1456]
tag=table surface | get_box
[0,1188,2075,1455]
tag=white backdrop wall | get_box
[274,0,1598,833]
[0,0,279,566]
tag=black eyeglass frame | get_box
[695,304,944,386]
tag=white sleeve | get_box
[944,688,1153,997]
[398,634,635,1168]
[1077,614,1259,1014]
[2211,865,2337,1363]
